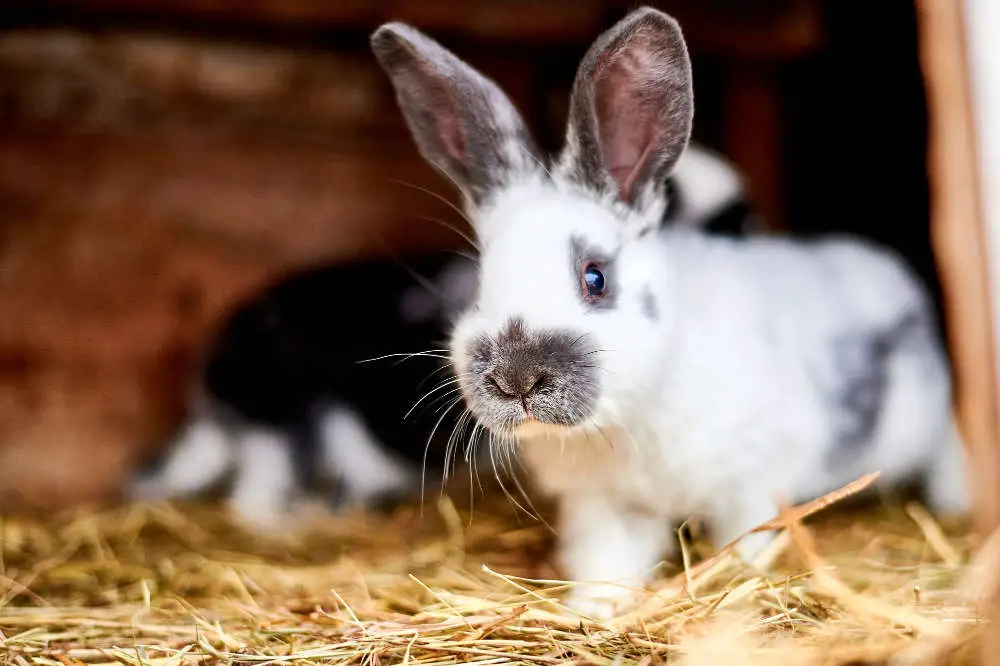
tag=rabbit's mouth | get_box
[462,317,600,435]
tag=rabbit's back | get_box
[661,231,952,500]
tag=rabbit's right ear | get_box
[372,23,542,209]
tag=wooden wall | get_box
[0,29,471,509]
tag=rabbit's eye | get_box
[583,263,607,297]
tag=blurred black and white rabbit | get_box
[127,141,753,531]
[371,7,969,617]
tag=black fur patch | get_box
[200,252,471,480]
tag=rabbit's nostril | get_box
[488,370,548,401]
[487,373,515,398]
[526,373,548,395]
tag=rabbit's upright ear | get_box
[372,23,542,209]
[559,8,694,211]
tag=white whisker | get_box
[390,178,475,228]
[355,350,451,365]
[420,397,464,508]
[405,378,465,421]
[410,214,480,252]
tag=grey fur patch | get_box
[571,235,617,310]
[826,310,929,459]
[465,317,599,433]
[639,286,658,320]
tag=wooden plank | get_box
[5,0,824,57]
[915,0,1000,661]
[0,27,542,142]
[2,0,607,44]
[0,28,399,135]
[916,0,1000,538]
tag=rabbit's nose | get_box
[487,370,547,401]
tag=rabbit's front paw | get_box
[563,583,635,621]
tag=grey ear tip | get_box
[629,6,683,32]
[370,22,412,52]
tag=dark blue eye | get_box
[583,264,606,297]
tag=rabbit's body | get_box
[372,6,970,619]
[518,228,957,529]
[130,252,479,528]
[511,227,963,617]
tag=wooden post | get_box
[915,0,1000,663]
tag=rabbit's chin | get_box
[512,418,594,441]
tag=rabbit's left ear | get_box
[559,8,694,210]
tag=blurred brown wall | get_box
[0,30,474,509]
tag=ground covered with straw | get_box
[1,478,994,666]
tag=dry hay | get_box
[0,474,995,666]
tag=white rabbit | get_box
[371,6,970,617]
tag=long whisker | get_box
[466,420,482,501]
[405,378,465,421]
[443,407,473,485]
[355,351,451,364]
[453,412,476,484]
[410,214,480,252]
[489,432,545,525]
[504,441,554,532]
[392,255,457,307]
[447,248,480,264]
[425,385,467,415]
[390,179,473,227]
[421,398,464,509]
[415,363,460,393]
[463,420,485,500]
[520,143,553,180]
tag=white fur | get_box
[128,416,300,533]
[670,144,745,226]
[318,404,419,508]
[228,428,297,531]
[127,418,234,501]
[925,423,972,513]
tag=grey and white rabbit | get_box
[127,139,753,531]
[371,7,969,617]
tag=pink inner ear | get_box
[596,81,657,202]
[416,58,467,166]
[611,135,660,202]
[592,29,664,202]
[438,111,466,164]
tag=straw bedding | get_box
[0,474,994,666]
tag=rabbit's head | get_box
[373,8,693,437]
